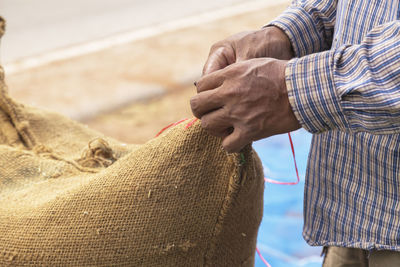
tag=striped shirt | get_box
[268,0,400,251]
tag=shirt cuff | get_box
[266,6,326,58]
[285,50,349,133]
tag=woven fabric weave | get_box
[0,16,264,267]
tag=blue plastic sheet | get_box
[253,129,323,267]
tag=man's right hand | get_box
[202,26,294,75]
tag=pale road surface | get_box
[0,2,322,266]
[0,0,265,64]
[1,0,290,123]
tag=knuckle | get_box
[221,103,233,119]
[244,124,256,135]
[201,118,208,128]
[190,96,197,109]
[213,45,231,58]
[190,97,200,116]
[222,85,238,100]
[201,117,212,130]
[210,41,225,51]
[195,79,204,92]
[210,43,220,51]
[222,144,234,154]
[201,119,210,131]
[201,65,208,75]
[225,144,238,154]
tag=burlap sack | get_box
[0,17,264,266]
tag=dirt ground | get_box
[5,3,288,144]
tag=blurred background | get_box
[0,0,320,266]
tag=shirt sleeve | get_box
[286,21,400,134]
[266,0,337,57]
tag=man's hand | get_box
[203,26,294,75]
[191,58,301,153]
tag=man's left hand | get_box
[190,58,301,153]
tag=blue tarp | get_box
[253,129,323,267]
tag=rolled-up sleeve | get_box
[287,21,400,134]
[267,0,337,57]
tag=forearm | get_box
[287,21,400,134]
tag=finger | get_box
[222,127,250,153]
[201,107,233,137]
[196,69,225,93]
[202,46,235,75]
[190,88,223,119]
[203,51,228,75]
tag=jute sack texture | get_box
[0,17,264,266]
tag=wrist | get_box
[262,26,294,60]
[276,59,301,131]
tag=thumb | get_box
[221,127,249,153]
[203,46,235,75]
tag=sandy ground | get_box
[5,3,288,144]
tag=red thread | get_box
[256,247,272,267]
[185,118,199,129]
[264,132,300,185]
[258,132,300,266]
[155,118,199,137]
[155,119,188,137]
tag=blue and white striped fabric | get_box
[268,0,400,251]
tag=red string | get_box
[264,132,300,185]
[256,247,272,267]
[155,118,188,137]
[185,118,199,129]
[258,132,300,266]
[155,118,199,137]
